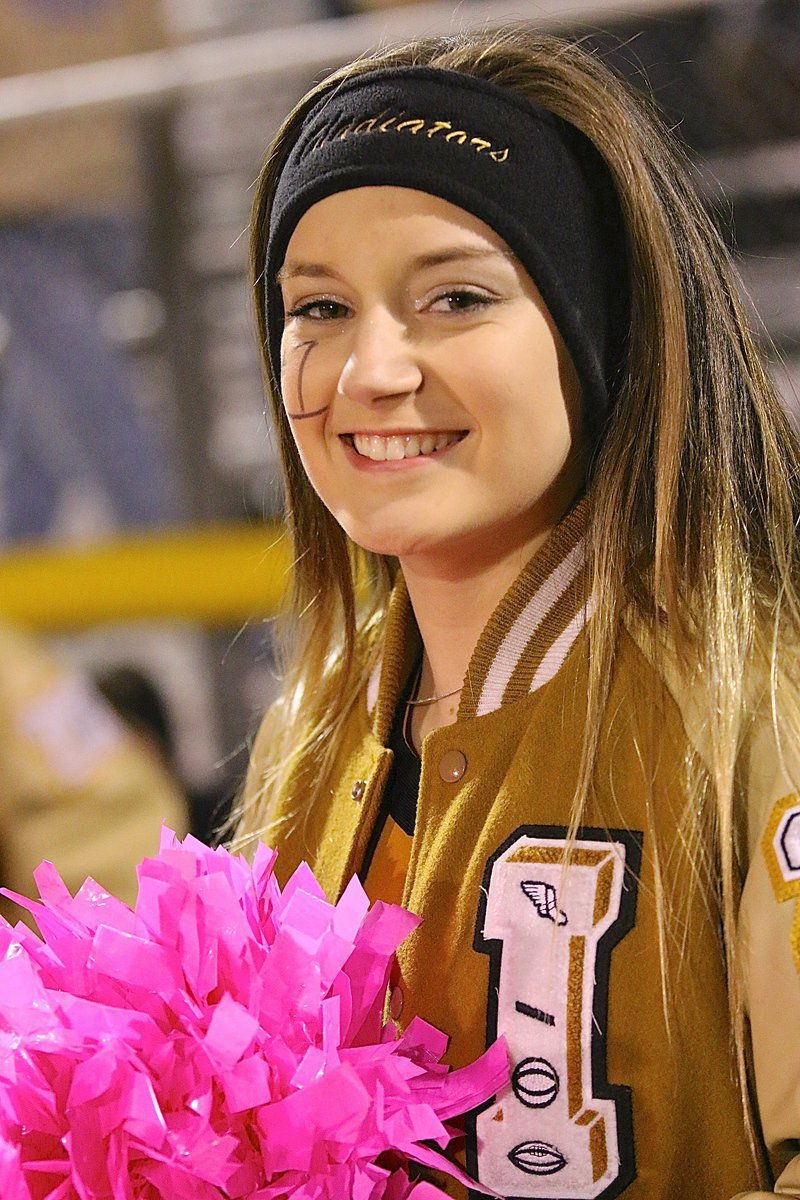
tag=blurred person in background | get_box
[0,0,181,544]
[0,621,187,924]
[93,664,178,778]
[95,663,232,845]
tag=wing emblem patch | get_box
[521,879,568,925]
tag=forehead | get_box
[279,185,513,271]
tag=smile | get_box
[345,432,466,462]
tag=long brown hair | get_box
[235,29,800,1177]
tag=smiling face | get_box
[277,186,586,573]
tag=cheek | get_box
[280,337,314,410]
[281,338,340,423]
[474,378,577,483]
[286,422,335,514]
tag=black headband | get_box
[265,65,629,420]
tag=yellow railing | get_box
[0,524,290,630]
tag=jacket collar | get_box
[368,498,593,741]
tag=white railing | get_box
[0,0,711,125]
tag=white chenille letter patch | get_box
[471,826,640,1199]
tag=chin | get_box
[348,533,415,558]
[340,519,431,560]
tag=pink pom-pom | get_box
[0,830,507,1199]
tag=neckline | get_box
[370,497,593,741]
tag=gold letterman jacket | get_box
[244,503,800,1200]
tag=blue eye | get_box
[286,299,348,321]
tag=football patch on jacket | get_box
[761,793,800,974]
[471,826,641,1200]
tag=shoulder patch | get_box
[761,794,800,976]
[761,793,800,902]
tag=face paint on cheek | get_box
[283,340,330,421]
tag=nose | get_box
[337,309,422,404]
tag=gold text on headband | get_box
[308,111,510,164]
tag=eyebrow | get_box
[276,245,514,284]
[413,246,516,271]
[276,262,345,285]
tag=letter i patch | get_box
[471,826,641,1199]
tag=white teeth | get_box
[351,432,460,461]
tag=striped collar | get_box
[368,500,593,741]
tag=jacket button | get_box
[351,779,366,801]
[389,985,404,1019]
[438,749,467,783]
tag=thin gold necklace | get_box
[404,660,463,708]
[402,664,462,758]
[405,684,462,708]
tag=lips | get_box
[345,432,466,462]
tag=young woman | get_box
[234,28,800,1199]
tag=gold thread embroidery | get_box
[509,846,607,867]
[396,118,426,134]
[593,857,616,926]
[575,1111,608,1179]
[792,917,800,976]
[306,110,510,161]
[567,936,585,1118]
[589,1115,609,1182]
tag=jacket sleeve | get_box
[616,617,800,1195]
[736,708,800,1197]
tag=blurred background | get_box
[0,0,797,890]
